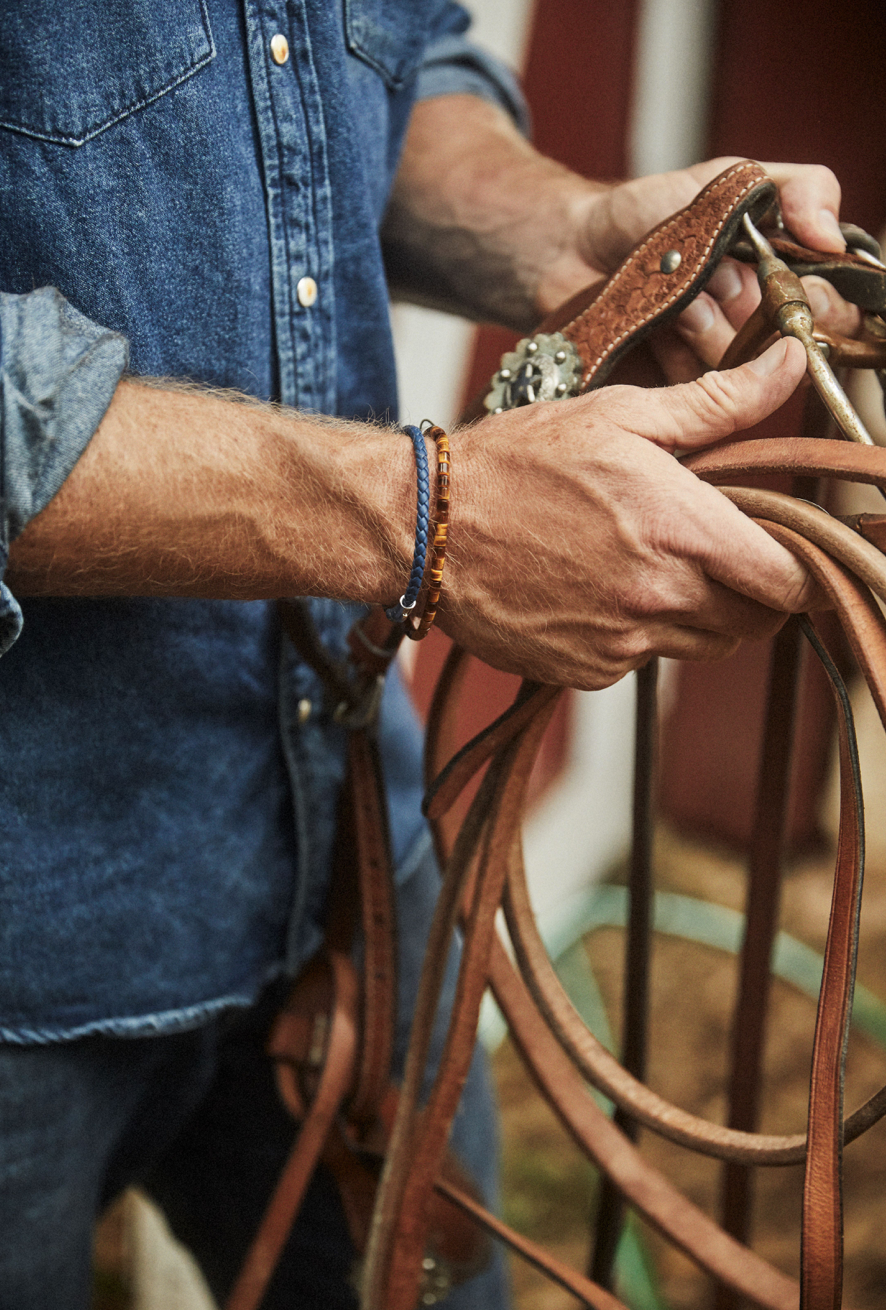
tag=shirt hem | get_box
[0,967,288,1044]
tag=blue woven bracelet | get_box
[384,425,430,624]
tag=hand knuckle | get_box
[689,371,741,430]
[606,628,649,665]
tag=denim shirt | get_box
[0,0,524,1041]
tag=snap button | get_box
[270,33,289,65]
[297,276,318,308]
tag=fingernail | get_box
[707,262,744,302]
[747,338,789,377]
[818,208,846,250]
[804,279,831,320]
[680,296,715,334]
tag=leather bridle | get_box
[232,161,886,1310]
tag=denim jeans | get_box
[0,847,509,1310]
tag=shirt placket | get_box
[242,0,337,413]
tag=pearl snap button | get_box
[270,33,289,65]
[297,276,318,308]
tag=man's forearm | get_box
[381,94,609,330]
[6,378,416,604]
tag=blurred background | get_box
[94,1,886,1306]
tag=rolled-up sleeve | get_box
[417,12,529,135]
[0,287,128,655]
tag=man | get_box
[0,2,855,1307]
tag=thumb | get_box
[618,336,807,453]
[763,163,845,253]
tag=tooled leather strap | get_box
[553,160,775,389]
[473,159,886,425]
[469,160,776,421]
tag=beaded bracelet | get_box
[406,423,450,642]
[384,424,430,624]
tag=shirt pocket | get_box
[0,0,215,146]
[344,0,448,90]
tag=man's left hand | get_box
[560,157,863,380]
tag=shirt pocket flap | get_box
[0,0,214,146]
[344,0,446,90]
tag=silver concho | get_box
[484,332,583,413]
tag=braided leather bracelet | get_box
[406,423,450,642]
[384,425,430,624]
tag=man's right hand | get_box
[439,336,820,690]
[7,339,820,694]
